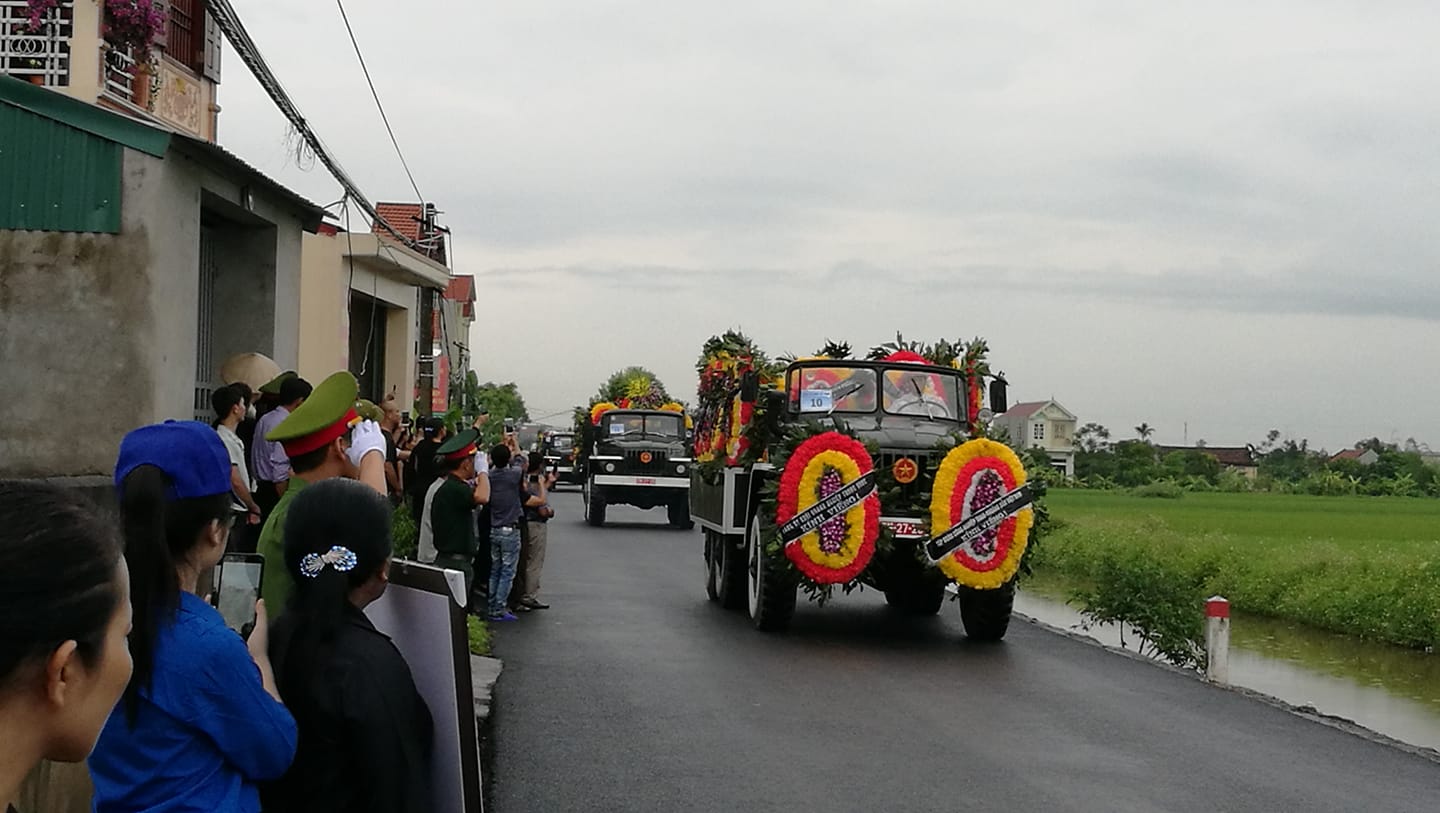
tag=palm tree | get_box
[1134,422,1155,442]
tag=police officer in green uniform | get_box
[255,371,389,616]
[427,428,491,593]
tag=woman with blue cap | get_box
[88,421,297,813]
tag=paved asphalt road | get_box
[490,492,1439,812]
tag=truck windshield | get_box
[547,435,574,453]
[603,414,682,439]
[882,368,959,420]
[789,367,878,414]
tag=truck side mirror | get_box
[739,370,760,403]
[762,389,787,427]
[989,375,1008,415]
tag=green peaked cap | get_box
[266,371,361,454]
[437,428,481,458]
[258,370,297,395]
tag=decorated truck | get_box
[688,332,1035,639]
[538,430,583,487]
[574,367,694,529]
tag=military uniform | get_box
[256,372,363,615]
[428,429,483,590]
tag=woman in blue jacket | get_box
[89,422,297,812]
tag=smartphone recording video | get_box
[216,553,265,640]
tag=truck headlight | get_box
[675,463,687,475]
[604,462,616,473]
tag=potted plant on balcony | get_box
[102,0,166,108]
[16,57,48,85]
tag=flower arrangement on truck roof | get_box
[688,330,1044,640]
[571,368,693,529]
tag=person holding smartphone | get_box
[89,422,297,813]
[515,453,557,611]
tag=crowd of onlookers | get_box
[1,370,554,813]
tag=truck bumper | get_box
[592,474,690,488]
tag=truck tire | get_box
[716,533,747,610]
[704,531,721,601]
[584,480,607,527]
[747,515,796,632]
[958,582,1015,641]
[668,497,694,530]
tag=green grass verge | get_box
[1034,490,1440,649]
[467,615,491,656]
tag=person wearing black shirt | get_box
[266,479,433,813]
[404,420,447,517]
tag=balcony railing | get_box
[103,41,137,103]
[0,0,72,87]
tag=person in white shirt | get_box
[212,384,263,552]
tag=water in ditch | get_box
[1015,579,1440,752]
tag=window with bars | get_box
[1032,422,1045,441]
[167,0,197,71]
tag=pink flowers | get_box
[24,0,60,32]
[103,0,166,54]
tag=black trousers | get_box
[472,505,493,593]
[255,480,283,523]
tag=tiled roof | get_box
[1157,445,1257,467]
[1000,401,1049,418]
[372,202,425,242]
[445,275,475,303]
[1330,448,1366,461]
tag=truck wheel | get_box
[704,531,721,601]
[668,497,694,530]
[958,582,1015,641]
[584,480,607,527]
[716,534,747,610]
[747,515,796,631]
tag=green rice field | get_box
[1032,490,1440,649]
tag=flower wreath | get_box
[775,431,881,584]
[725,394,754,466]
[929,438,1032,589]
[590,401,618,425]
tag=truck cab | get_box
[580,409,694,528]
[540,431,582,486]
[692,357,1017,638]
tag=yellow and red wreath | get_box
[725,394,754,465]
[775,432,880,584]
[590,402,618,425]
[929,438,1032,589]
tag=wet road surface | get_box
[490,493,1440,812]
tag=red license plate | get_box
[635,477,657,485]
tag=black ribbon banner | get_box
[925,483,1035,562]
[779,471,878,544]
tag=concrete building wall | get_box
[298,233,350,376]
[0,144,312,481]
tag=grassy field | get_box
[1032,490,1440,649]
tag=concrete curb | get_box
[1013,611,1440,766]
[471,654,502,722]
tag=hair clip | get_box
[299,545,359,579]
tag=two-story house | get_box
[2,0,221,141]
[993,400,1078,477]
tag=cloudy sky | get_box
[217,1,1439,452]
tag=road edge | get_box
[1012,611,1440,766]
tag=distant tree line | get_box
[1054,423,1440,498]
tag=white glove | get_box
[348,420,387,467]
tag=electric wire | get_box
[204,0,419,250]
[335,0,425,206]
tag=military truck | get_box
[578,408,694,528]
[539,430,583,487]
[689,333,1031,640]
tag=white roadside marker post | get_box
[1205,596,1230,685]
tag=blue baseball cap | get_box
[115,421,233,500]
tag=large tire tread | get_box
[959,582,1015,641]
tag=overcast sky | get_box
[217,1,1439,452]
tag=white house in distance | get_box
[993,400,1077,477]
